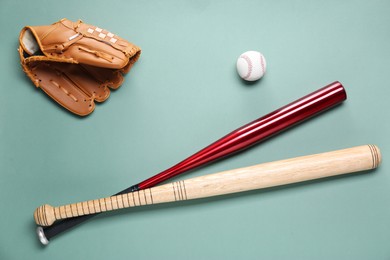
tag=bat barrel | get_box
[180,144,381,200]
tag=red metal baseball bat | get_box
[136,81,346,189]
[38,81,346,245]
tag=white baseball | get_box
[236,51,267,81]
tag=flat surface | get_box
[1,0,389,259]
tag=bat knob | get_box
[36,226,49,245]
[34,204,56,226]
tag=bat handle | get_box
[34,190,156,226]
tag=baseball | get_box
[236,51,267,81]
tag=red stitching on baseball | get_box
[260,54,265,74]
[240,54,252,80]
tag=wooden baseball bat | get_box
[35,145,381,226]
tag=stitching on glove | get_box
[44,34,83,54]
[50,79,78,102]
[78,46,113,62]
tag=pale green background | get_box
[0,0,389,259]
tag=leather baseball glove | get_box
[18,18,141,116]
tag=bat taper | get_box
[34,145,381,227]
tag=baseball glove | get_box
[18,18,141,116]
